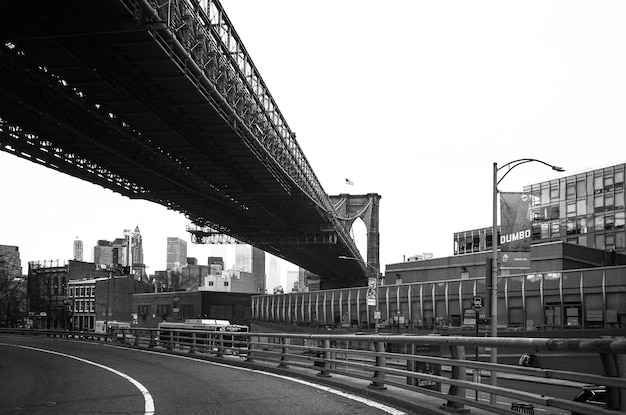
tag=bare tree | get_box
[0,258,26,326]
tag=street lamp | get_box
[490,159,564,399]
[339,256,381,333]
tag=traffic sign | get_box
[471,295,484,311]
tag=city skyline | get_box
[2,1,626,283]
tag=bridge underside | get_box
[0,0,365,287]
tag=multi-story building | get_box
[454,162,626,256]
[235,245,266,293]
[27,260,109,329]
[94,227,146,280]
[73,238,83,261]
[0,245,22,279]
[68,277,102,331]
[166,237,187,271]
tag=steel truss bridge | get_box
[0,0,372,287]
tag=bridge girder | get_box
[0,0,369,284]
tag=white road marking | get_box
[106,344,407,415]
[1,343,155,415]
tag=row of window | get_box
[138,304,197,318]
[68,285,95,298]
[530,169,625,204]
[532,191,625,221]
[73,299,95,313]
[206,281,229,286]
[44,277,67,295]
[455,216,626,254]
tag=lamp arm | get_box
[497,158,564,187]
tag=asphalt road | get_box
[0,335,406,415]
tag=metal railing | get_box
[2,327,624,415]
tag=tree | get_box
[0,257,26,326]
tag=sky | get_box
[1,1,626,286]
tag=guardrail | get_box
[2,328,624,415]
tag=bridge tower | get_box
[329,193,381,274]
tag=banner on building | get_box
[366,277,377,306]
[500,192,532,252]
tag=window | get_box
[606,234,615,250]
[69,286,75,297]
[595,215,604,231]
[550,186,559,200]
[138,304,151,317]
[594,176,603,194]
[566,182,576,198]
[541,223,550,238]
[224,281,229,287]
[89,300,95,312]
[616,192,624,209]
[616,211,625,229]
[181,304,194,318]
[615,171,624,189]
[541,187,550,204]
[578,218,588,234]
[208,281,214,286]
[566,202,576,217]
[576,180,586,198]
[577,199,586,216]
[53,277,59,295]
[566,220,576,235]
[157,304,172,318]
[605,214,615,230]
[532,224,541,240]
[617,232,626,248]
[594,195,604,211]
[595,234,605,250]
[551,221,560,237]
[549,205,560,220]
[605,194,614,210]
[604,176,614,192]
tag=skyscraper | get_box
[73,238,83,261]
[235,245,266,293]
[166,237,187,271]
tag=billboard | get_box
[500,192,532,252]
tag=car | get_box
[572,385,606,415]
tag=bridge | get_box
[0,0,378,287]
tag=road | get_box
[0,335,406,415]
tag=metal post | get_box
[491,162,499,403]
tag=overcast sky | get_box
[1,1,625,285]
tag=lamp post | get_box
[339,256,380,333]
[490,159,564,400]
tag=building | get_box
[0,245,22,279]
[94,240,115,268]
[202,269,258,294]
[27,260,109,329]
[132,291,252,328]
[166,237,187,271]
[73,238,83,261]
[454,162,626,255]
[252,242,626,332]
[93,230,146,281]
[234,245,266,293]
[67,277,102,331]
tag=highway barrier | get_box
[2,327,624,415]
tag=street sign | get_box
[471,295,484,311]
